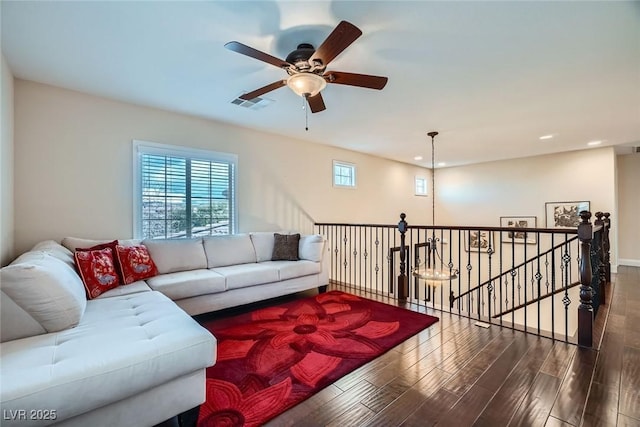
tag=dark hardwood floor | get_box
[213,266,640,426]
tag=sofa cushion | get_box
[62,237,112,252]
[211,263,280,290]
[203,234,256,268]
[299,234,325,262]
[146,270,226,300]
[0,252,87,339]
[272,233,300,261]
[249,232,276,262]
[142,238,207,274]
[262,260,322,281]
[115,245,159,284]
[94,280,152,299]
[74,247,122,299]
[0,291,216,425]
[31,240,76,269]
[61,237,141,253]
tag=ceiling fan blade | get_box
[225,41,292,69]
[324,71,388,90]
[240,80,287,100]
[307,93,326,113]
[309,21,362,67]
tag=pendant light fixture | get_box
[413,131,458,283]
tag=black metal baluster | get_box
[511,237,516,329]
[551,234,556,341]
[563,234,571,342]
[487,230,494,322]
[498,229,504,326]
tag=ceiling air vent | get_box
[230,95,273,110]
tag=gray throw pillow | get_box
[272,233,300,261]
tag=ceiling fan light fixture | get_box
[287,73,327,97]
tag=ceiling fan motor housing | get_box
[286,43,321,73]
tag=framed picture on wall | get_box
[500,216,537,244]
[545,201,590,229]
[465,230,494,253]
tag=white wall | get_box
[12,79,624,269]
[617,153,640,265]
[1,54,15,266]
[435,148,618,267]
[13,80,431,255]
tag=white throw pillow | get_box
[0,252,87,338]
[143,238,207,274]
[250,232,276,263]
[299,234,325,262]
[203,234,257,268]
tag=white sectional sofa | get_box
[0,232,328,426]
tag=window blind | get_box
[135,142,236,239]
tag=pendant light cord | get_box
[432,135,435,229]
[429,132,439,267]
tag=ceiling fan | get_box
[224,21,388,114]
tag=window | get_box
[415,176,428,196]
[333,160,356,188]
[133,140,237,239]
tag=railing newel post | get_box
[594,212,606,304]
[398,213,409,302]
[577,210,594,348]
[603,212,611,284]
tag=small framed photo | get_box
[465,230,495,253]
[545,201,590,229]
[500,216,537,244]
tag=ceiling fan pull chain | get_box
[304,95,309,131]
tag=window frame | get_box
[415,175,428,196]
[332,160,357,189]
[132,140,238,239]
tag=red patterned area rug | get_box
[197,290,439,426]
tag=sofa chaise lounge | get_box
[0,232,328,426]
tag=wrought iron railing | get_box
[316,211,610,347]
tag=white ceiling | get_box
[2,1,639,168]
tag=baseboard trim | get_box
[618,259,640,267]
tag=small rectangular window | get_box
[333,160,356,188]
[415,176,428,196]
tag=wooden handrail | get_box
[315,222,601,235]
[315,222,397,228]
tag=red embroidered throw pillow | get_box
[76,240,123,283]
[115,245,158,284]
[74,247,121,299]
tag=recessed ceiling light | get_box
[587,140,602,146]
[414,156,423,161]
[539,134,555,140]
